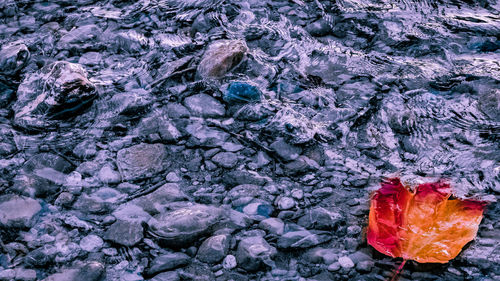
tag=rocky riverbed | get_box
[0,0,499,280]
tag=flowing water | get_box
[135,0,500,197]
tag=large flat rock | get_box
[116,143,166,181]
[0,194,41,228]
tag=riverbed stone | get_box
[277,230,331,249]
[223,255,237,270]
[338,256,355,269]
[184,94,225,118]
[236,236,276,272]
[259,218,285,235]
[270,139,302,161]
[104,220,144,246]
[98,164,121,184]
[57,24,102,51]
[74,262,105,281]
[0,195,41,229]
[131,183,188,215]
[196,234,230,264]
[12,61,98,131]
[147,204,224,248]
[276,196,295,210]
[211,152,238,168]
[186,121,230,147]
[116,143,166,181]
[79,234,104,253]
[197,40,247,79]
[297,207,343,230]
[146,252,190,276]
[0,42,29,76]
[13,152,73,197]
[149,271,180,281]
[478,89,500,121]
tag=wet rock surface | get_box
[184,94,225,118]
[104,220,144,247]
[0,195,41,228]
[196,234,230,264]
[146,252,190,276]
[0,1,499,281]
[197,40,247,79]
[12,61,98,131]
[146,204,224,248]
[0,43,30,77]
[236,236,277,272]
[116,143,167,181]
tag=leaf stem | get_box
[389,259,407,281]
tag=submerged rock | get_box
[478,89,500,121]
[116,143,167,181]
[211,152,238,168]
[57,25,102,52]
[223,255,237,270]
[146,204,224,248]
[235,236,276,271]
[78,52,102,66]
[224,82,262,104]
[79,235,104,253]
[196,234,230,264]
[12,61,98,131]
[267,108,322,144]
[0,42,30,76]
[73,188,125,214]
[297,207,344,231]
[149,271,180,281]
[98,164,121,184]
[306,19,333,37]
[259,218,285,235]
[108,30,150,54]
[12,153,73,198]
[134,111,182,142]
[74,262,105,281]
[222,170,271,187]
[284,156,320,175]
[41,268,80,281]
[131,183,188,215]
[197,40,247,79]
[269,138,302,161]
[223,170,269,187]
[184,94,225,118]
[41,262,104,281]
[146,252,190,276]
[234,103,271,121]
[112,203,152,223]
[277,230,332,249]
[104,220,144,247]
[0,195,41,229]
[338,256,355,269]
[0,80,16,107]
[186,121,229,147]
[0,268,36,281]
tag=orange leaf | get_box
[367,178,486,264]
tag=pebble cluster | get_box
[0,0,499,281]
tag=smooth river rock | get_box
[116,143,167,181]
[0,195,41,229]
[12,61,98,131]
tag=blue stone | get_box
[224,82,261,104]
[279,82,303,94]
[257,204,273,218]
[478,40,500,52]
